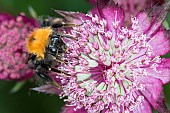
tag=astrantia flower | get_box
[115,0,165,25]
[55,1,170,113]
[89,0,165,26]
[0,13,38,80]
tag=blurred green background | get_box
[0,0,169,113]
[0,0,92,16]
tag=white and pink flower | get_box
[54,0,170,113]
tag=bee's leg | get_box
[60,34,78,40]
[47,53,65,64]
[35,66,52,82]
[53,57,68,65]
[35,71,52,82]
[25,54,36,64]
[53,57,65,63]
[50,67,70,76]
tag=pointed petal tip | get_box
[31,83,62,95]
[156,93,170,113]
[53,9,80,18]
[61,105,87,113]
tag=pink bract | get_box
[61,105,87,113]
[89,0,165,26]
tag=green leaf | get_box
[163,20,170,30]
[28,6,37,19]
[10,81,26,93]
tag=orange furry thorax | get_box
[26,27,52,60]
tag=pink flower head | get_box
[54,0,170,113]
[116,0,165,25]
[89,0,165,26]
[0,13,38,80]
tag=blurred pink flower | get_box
[54,0,170,113]
[0,13,38,80]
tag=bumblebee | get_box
[26,17,74,82]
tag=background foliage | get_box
[0,0,169,113]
